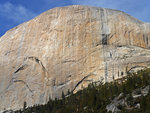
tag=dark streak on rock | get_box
[14,64,28,73]
[57,80,71,87]
[5,50,16,56]
[109,33,116,39]
[127,66,146,74]
[13,79,33,93]
[72,73,96,92]
[61,60,75,63]
[102,34,109,45]
[26,56,48,73]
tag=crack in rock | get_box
[61,60,76,63]
[5,49,16,56]
[127,66,146,74]
[14,64,28,73]
[13,79,33,93]
[72,73,96,92]
[6,56,48,92]
[25,56,48,73]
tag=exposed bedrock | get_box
[0,5,150,110]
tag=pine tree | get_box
[23,101,27,110]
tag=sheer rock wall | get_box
[0,5,150,110]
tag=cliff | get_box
[0,5,150,110]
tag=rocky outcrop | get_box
[0,5,150,110]
[106,85,150,113]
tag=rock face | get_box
[0,5,150,110]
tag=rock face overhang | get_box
[0,5,150,110]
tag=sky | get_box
[0,0,150,37]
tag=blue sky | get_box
[0,0,150,37]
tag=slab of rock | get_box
[141,85,149,96]
[0,5,150,110]
[132,85,149,98]
[106,93,124,113]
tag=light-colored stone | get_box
[106,85,149,112]
[0,5,150,110]
[106,93,124,113]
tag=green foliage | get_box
[13,68,150,113]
